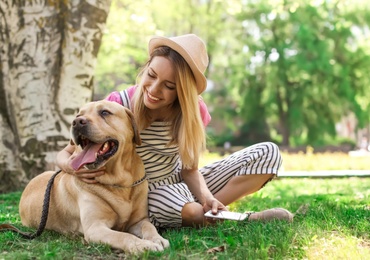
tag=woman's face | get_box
[142,56,178,117]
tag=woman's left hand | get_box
[203,196,227,214]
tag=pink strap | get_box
[198,96,211,126]
[105,86,211,126]
[105,91,122,104]
[127,85,136,99]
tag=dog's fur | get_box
[19,100,169,254]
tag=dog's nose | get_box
[73,117,88,128]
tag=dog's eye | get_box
[100,110,112,117]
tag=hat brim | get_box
[149,36,207,94]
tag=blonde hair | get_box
[133,46,206,169]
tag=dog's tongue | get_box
[71,142,102,171]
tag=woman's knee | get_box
[260,141,281,157]
[254,142,282,170]
[181,202,204,227]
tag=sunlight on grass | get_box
[306,233,370,260]
[280,151,370,171]
[254,177,370,200]
[199,150,224,167]
[200,150,370,171]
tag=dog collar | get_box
[109,173,147,189]
[130,173,147,187]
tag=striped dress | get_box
[106,87,282,228]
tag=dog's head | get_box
[70,100,141,171]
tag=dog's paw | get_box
[127,239,165,254]
[147,235,170,249]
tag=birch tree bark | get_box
[0,0,111,192]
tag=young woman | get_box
[56,34,293,228]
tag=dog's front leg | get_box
[128,218,169,249]
[80,203,165,254]
[83,221,166,254]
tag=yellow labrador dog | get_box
[19,100,169,254]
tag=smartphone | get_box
[204,210,248,221]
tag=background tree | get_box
[95,0,369,148]
[230,0,370,146]
[0,0,111,192]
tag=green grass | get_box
[1,177,369,259]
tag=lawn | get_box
[1,152,369,259]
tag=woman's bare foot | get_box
[247,208,294,222]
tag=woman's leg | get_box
[198,142,293,223]
[200,142,281,200]
[212,174,294,223]
[181,174,275,227]
[148,184,218,228]
[182,202,231,227]
[148,182,195,228]
[181,202,205,227]
[149,143,290,228]
[213,174,275,205]
[181,143,282,227]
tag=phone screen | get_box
[204,210,248,221]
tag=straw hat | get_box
[148,34,209,94]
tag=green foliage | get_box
[94,0,153,98]
[232,0,370,145]
[95,0,370,146]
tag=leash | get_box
[0,170,61,239]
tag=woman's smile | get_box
[147,91,160,102]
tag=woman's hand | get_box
[203,196,227,214]
[71,167,106,184]
[65,154,106,184]
[56,143,106,184]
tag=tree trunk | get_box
[276,85,290,146]
[0,0,111,193]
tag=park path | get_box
[279,170,370,177]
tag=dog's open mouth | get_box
[71,136,119,171]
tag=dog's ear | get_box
[125,108,141,146]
